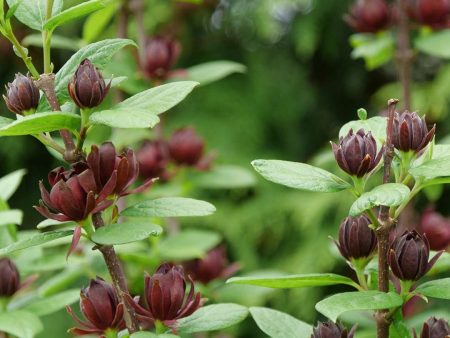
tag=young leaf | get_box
[176,303,249,334]
[91,222,162,245]
[82,2,118,43]
[250,307,312,338]
[252,160,351,193]
[416,278,450,300]
[89,108,160,129]
[339,116,387,143]
[0,311,43,338]
[409,156,450,180]
[21,289,80,316]
[6,0,63,31]
[0,112,81,136]
[350,183,410,216]
[121,197,216,218]
[44,0,106,32]
[416,30,450,59]
[227,273,360,290]
[0,209,23,226]
[0,230,73,255]
[315,291,403,322]
[183,61,246,86]
[0,169,26,201]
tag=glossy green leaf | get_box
[250,307,312,338]
[252,160,351,192]
[22,34,82,51]
[0,116,12,128]
[0,112,80,136]
[91,222,162,245]
[0,311,43,338]
[0,209,23,226]
[89,108,160,128]
[22,289,80,316]
[409,156,450,179]
[0,169,26,201]
[0,230,73,255]
[350,183,410,216]
[190,165,256,189]
[339,116,387,143]
[6,0,63,31]
[227,273,360,289]
[82,2,118,43]
[176,303,248,334]
[39,269,84,296]
[36,219,75,230]
[416,278,450,300]
[416,30,450,59]
[121,197,216,218]
[315,291,403,321]
[44,0,106,31]
[184,61,246,86]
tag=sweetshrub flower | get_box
[414,317,450,338]
[3,73,40,115]
[0,258,20,297]
[311,321,357,338]
[142,36,181,80]
[344,0,391,33]
[392,111,435,153]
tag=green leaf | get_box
[339,116,387,143]
[39,269,84,296]
[176,303,249,334]
[350,183,410,216]
[416,30,450,59]
[0,230,73,255]
[0,112,80,136]
[252,160,351,193]
[227,273,360,289]
[89,108,160,128]
[315,291,403,322]
[0,311,43,338]
[44,0,106,31]
[416,278,450,300]
[121,197,216,218]
[36,219,75,230]
[131,333,179,338]
[0,169,26,201]
[350,33,395,70]
[158,229,221,260]
[82,2,118,43]
[250,307,312,338]
[6,0,63,31]
[21,289,80,316]
[0,116,13,128]
[0,209,23,226]
[22,34,82,51]
[190,165,256,189]
[184,61,246,86]
[5,0,22,20]
[409,156,450,180]
[91,222,162,245]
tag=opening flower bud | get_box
[392,111,435,153]
[344,0,391,33]
[420,208,450,251]
[168,127,205,167]
[411,0,450,29]
[142,36,181,80]
[415,317,450,338]
[136,140,169,180]
[68,59,110,109]
[331,128,383,177]
[312,321,357,338]
[3,73,40,115]
[0,258,20,297]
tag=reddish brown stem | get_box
[92,213,140,333]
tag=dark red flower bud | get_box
[3,73,40,115]
[0,258,20,297]
[344,0,391,33]
[336,215,377,261]
[67,277,125,336]
[128,263,202,327]
[331,129,383,177]
[87,142,153,197]
[392,111,435,153]
[388,230,442,281]
[410,0,450,28]
[136,140,169,180]
[420,208,450,251]
[168,127,205,166]
[183,246,240,284]
[68,59,110,109]
[416,317,450,338]
[142,36,181,80]
[311,321,357,338]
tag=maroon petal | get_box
[67,225,82,260]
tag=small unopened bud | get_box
[344,0,391,33]
[0,258,20,297]
[142,36,181,80]
[420,208,450,251]
[311,321,357,338]
[415,317,450,338]
[136,140,169,180]
[3,73,40,115]
[392,111,435,153]
[168,127,205,166]
[413,0,450,29]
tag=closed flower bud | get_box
[331,129,383,177]
[68,59,110,109]
[392,111,435,153]
[136,140,169,180]
[3,73,39,115]
[142,36,181,80]
[420,208,450,251]
[183,246,240,284]
[128,263,202,327]
[416,317,450,338]
[67,277,125,336]
[0,258,20,297]
[168,127,205,166]
[336,215,377,261]
[411,0,450,28]
[344,0,391,33]
[388,230,442,281]
[311,321,357,338]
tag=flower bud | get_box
[68,59,110,109]
[411,0,450,28]
[336,215,377,261]
[392,111,435,153]
[420,208,450,251]
[3,73,39,115]
[67,277,125,336]
[168,127,205,166]
[388,230,442,281]
[311,321,357,338]
[331,129,383,177]
[344,0,391,33]
[183,246,240,284]
[416,317,450,338]
[128,263,202,327]
[136,140,169,180]
[142,36,181,80]
[0,258,20,297]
